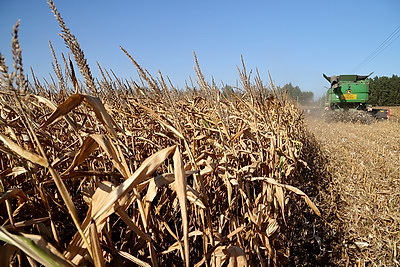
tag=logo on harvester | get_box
[340,93,357,100]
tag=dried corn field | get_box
[3,1,399,266]
[0,2,339,266]
[306,118,400,266]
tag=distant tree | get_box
[279,83,314,105]
[315,95,327,107]
[369,75,400,106]
[301,91,314,104]
[221,85,236,99]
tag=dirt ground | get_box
[306,116,400,266]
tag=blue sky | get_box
[1,0,399,98]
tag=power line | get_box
[350,25,400,73]
[360,32,400,71]
[351,25,400,73]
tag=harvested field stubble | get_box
[307,118,400,266]
[381,106,400,121]
[0,2,337,266]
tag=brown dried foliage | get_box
[0,4,337,266]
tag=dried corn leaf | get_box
[90,134,130,178]
[40,93,84,129]
[162,230,203,254]
[92,145,176,221]
[0,226,71,267]
[0,133,48,167]
[3,217,50,230]
[275,186,286,223]
[173,147,189,266]
[186,186,206,209]
[5,166,27,177]
[64,136,98,174]
[146,173,205,210]
[88,220,105,267]
[33,95,78,131]
[51,151,76,168]
[225,246,248,267]
[65,181,117,264]
[47,166,87,259]
[116,207,151,242]
[0,188,28,205]
[118,251,151,267]
[255,177,321,217]
[83,95,123,137]
[144,179,159,204]
[33,95,58,109]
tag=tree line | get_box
[218,75,400,107]
[278,83,314,105]
[221,83,314,106]
[368,75,400,106]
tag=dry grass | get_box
[0,3,335,266]
[306,118,400,266]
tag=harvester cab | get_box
[322,73,389,122]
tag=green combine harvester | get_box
[323,73,390,122]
